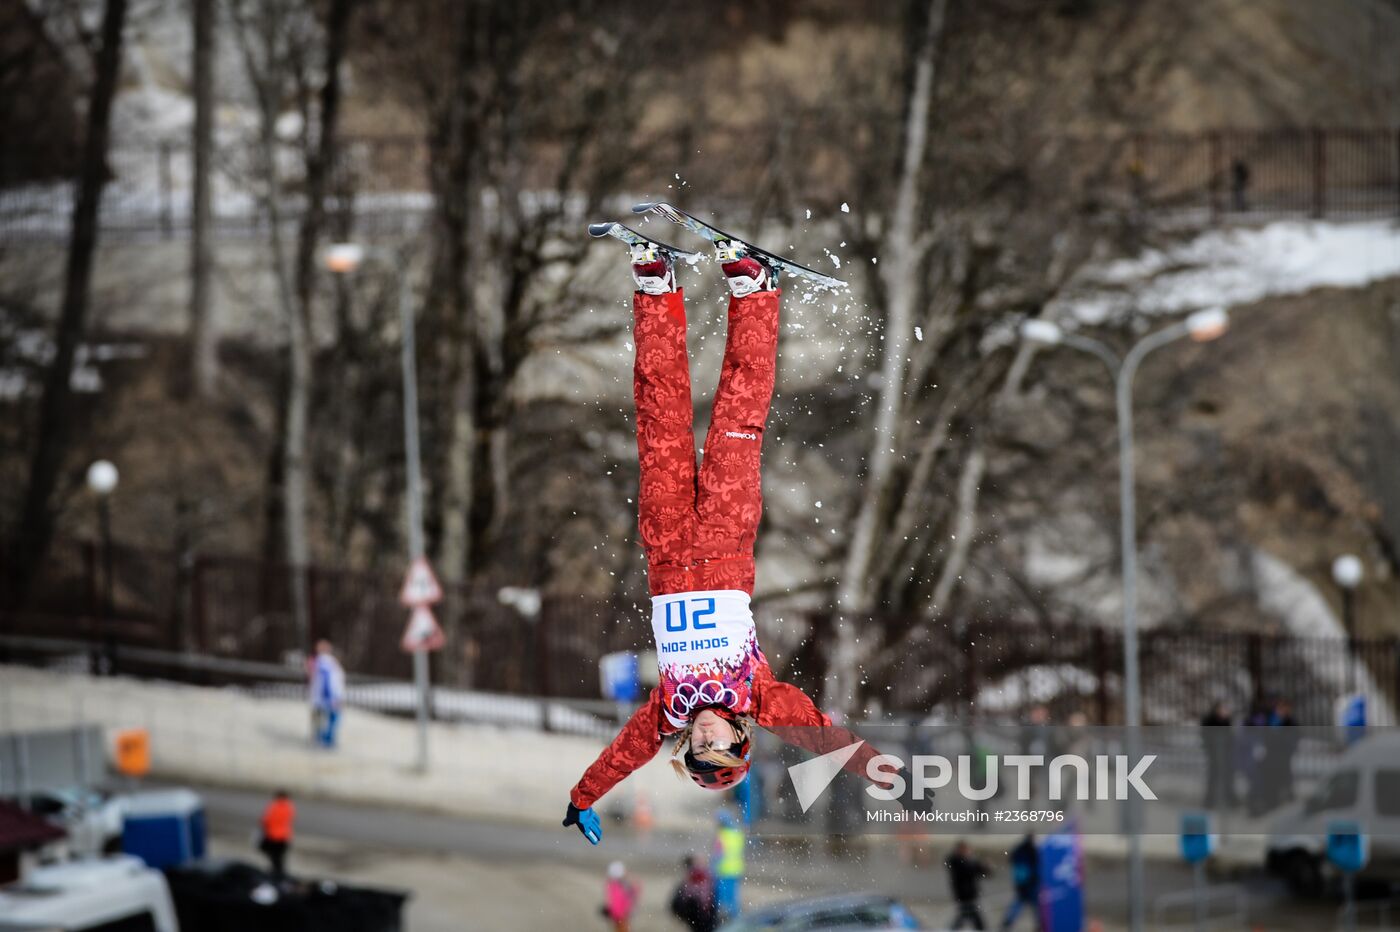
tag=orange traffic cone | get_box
[633,791,654,837]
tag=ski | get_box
[587,220,703,264]
[630,202,847,290]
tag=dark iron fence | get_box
[3,537,1397,728]
[1102,127,1400,220]
[3,127,1399,245]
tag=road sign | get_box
[599,651,641,702]
[399,556,443,607]
[1327,820,1369,874]
[1038,820,1083,932]
[401,605,445,653]
[1179,811,1215,864]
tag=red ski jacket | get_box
[570,659,893,809]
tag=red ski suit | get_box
[570,288,890,810]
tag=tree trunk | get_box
[188,0,217,398]
[428,4,479,588]
[5,0,129,605]
[282,0,354,649]
[827,0,948,711]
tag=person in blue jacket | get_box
[1000,835,1040,930]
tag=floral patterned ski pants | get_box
[632,288,780,596]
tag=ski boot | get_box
[631,241,678,295]
[715,240,776,297]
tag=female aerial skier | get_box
[562,235,905,846]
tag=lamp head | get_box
[1020,319,1064,346]
[1186,307,1229,342]
[1332,554,1363,590]
[86,460,119,495]
[324,243,365,274]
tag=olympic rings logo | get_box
[669,679,739,718]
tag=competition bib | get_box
[650,590,762,728]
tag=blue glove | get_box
[896,766,935,812]
[562,802,602,845]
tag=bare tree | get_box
[828,0,949,710]
[232,0,355,648]
[364,0,691,589]
[5,0,129,606]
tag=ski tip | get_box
[630,202,659,215]
[587,221,616,238]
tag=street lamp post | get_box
[326,243,432,773]
[86,460,119,677]
[1022,308,1229,932]
[1332,554,1363,693]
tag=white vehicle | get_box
[25,788,125,857]
[0,856,178,932]
[1266,733,1400,896]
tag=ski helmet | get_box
[681,733,752,791]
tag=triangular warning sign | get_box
[401,605,445,653]
[399,557,443,607]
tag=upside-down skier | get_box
[563,227,912,846]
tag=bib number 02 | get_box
[664,597,717,633]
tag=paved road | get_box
[192,783,1343,930]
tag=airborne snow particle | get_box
[840,202,850,212]
[805,208,812,220]
[914,326,923,341]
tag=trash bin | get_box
[164,860,409,932]
[121,789,206,869]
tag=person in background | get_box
[1239,701,1271,816]
[1267,697,1300,807]
[1000,835,1040,930]
[712,808,745,922]
[309,639,346,748]
[258,790,295,879]
[946,839,992,930]
[1230,158,1250,212]
[1020,705,1056,806]
[1200,700,1235,810]
[1046,710,1092,814]
[604,861,639,932]
[670,853,717,932]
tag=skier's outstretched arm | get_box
[563,687,666,844]
[751,665,939,814]
[751,665,897,789]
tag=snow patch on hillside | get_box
[1056,220,1400,325]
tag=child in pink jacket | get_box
[605,861,639,932]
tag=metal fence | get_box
[3,537,1397,728]
[1105,127,1400,221]
[2,127,1398,245]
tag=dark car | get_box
[719,893,921,931]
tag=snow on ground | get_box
[976,663,1100,712]
[0,664,705,829]
[1251,549,1397,725]
[1055,219,1400,325]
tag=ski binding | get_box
[587,221,703,265]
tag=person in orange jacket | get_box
[258,789,295,878]
[563,241,912,847]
